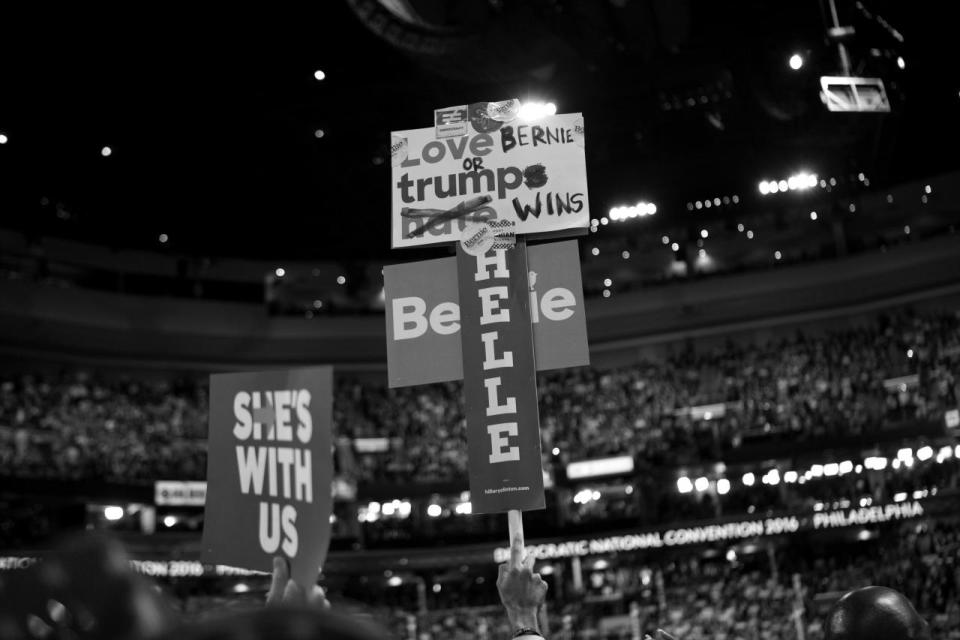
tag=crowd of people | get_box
[352,521,958,639]
[1,308,956,490]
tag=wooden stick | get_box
[507,509,525,568]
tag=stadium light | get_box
[314,69,326,81]
[864,456,887,470]
[427,504,442,518]
[823,463,839,477]
[103,506,124,521]
[716,478,731,495]
[784,471,798,483]
[741,472,755,486]
[916,446,933,461]
[789,53,804,70]
[0,133,7,144]
[455,501,472,515]
[163,515,177,528]
[677,477,693,493]
[694,477,709,492]
[608,202,656,222]
[518,101,557,122]
[838,460,853,474]
[388,576,403,587]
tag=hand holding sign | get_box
[266,557,329,609]
[497,531,548,635]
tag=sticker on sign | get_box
[391,111,589,248]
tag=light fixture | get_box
[0,133,7,144]
[700,229,708,239]
[694,477,709,492]
[896,56,905,70]
[103,506,124,521]
[789,53,804,70]
[275,267,285,278]
[608,202,656,221]
[101,146,112,157]
[427,504,442,518]
[742,472,755,486]
[315,129,325,138]
[158,233,169,243]
[677,477,693,493]
[716,478,731,495]
[337,275,346,285]
[810,211,818,220]
[314,69,326,81]
[518,101,557,122]
[163,515,177,528]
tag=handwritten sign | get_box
[391,111,589,248]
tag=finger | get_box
[497,563,509,585]
[308,585,330,609]
[523,553,535,571]
[283,579,305,605]
[266,557,289,605]
[510,536,524,569]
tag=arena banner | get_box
[155,480,207,506]
[456,240,546,513]
[384,239,588,387]
[491,499,927,563]
[201,367,333,589]
[391,110,589,249]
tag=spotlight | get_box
[789,53,804,70]
[0,133,7,144]
[427,504,442,518]
[518,101,557,122]
[677,477,693,493]
[101,146,112,157]
[103,506,124,521]
[314,69,326,81]
[896,56,905,70]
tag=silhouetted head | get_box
[156,608,390,640]
[825,586,930,640]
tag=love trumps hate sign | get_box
[202,367,333,589]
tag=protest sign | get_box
[384,239,588,387]
[456,240,545,513]
[391,111,589,248]
[201,367,333,589]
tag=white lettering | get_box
[488,423,520,463]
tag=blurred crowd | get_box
[1,308,956,490]
[354,522,960,639]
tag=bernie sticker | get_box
[486,99,520,123]
[460,220,496,256]
[571,117,585,147]
[435,106,470,139]
[391,135,408,167]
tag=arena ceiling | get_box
[0,1,955,261]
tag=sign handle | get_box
[507,509,525,567]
